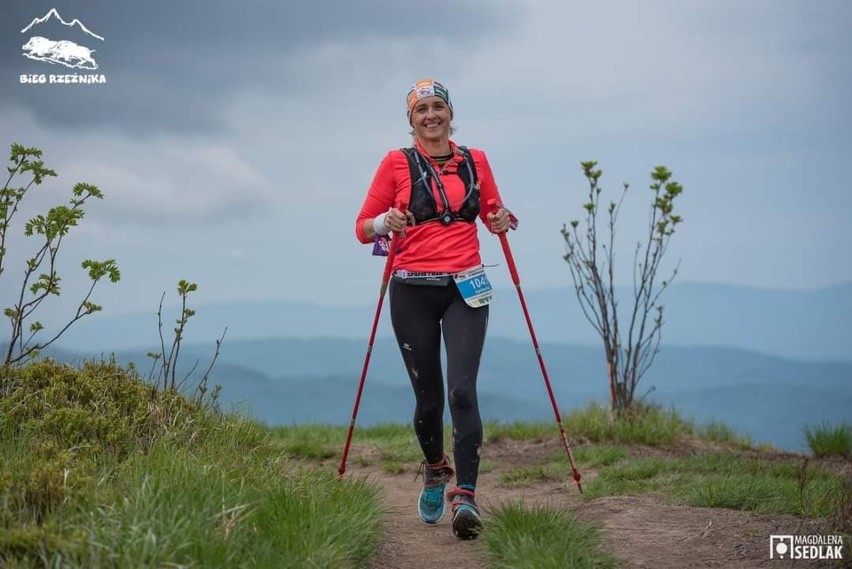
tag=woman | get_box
[355,79,513,540]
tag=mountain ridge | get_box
[48,281,852,362]
[41,336,851,453]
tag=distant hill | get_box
[16,281,851,452]
[44,336,852,452]
[52,282,852,362]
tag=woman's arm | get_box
[474,150,513,233]
[355,153,397,243]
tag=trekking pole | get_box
[488,199,583,492]
[338,205,407,480]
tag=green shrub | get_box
[0,359,211,459]
[0,360,385,567]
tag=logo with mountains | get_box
[21,8,104,71]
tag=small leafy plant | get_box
[1,143,120,366]
[146,279,226,407]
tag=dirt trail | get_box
[338,439,841,569]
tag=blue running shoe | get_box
[417,455,454,524]
[448,488,482,540]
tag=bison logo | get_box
[21,8,104,70]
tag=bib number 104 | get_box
[454,267,493,308]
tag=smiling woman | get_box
[354,78,517,541]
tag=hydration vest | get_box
[400,146,480,226]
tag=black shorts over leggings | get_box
[389,277,489,488]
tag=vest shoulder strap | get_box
[455,146,478,186]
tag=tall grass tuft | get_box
[483,501,616,568]
[564,402,693,446]
[698,421,753,449]
[803,422,851,458]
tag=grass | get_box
[490,408,848,528]
[484,420,556,443]
[250,407,852,563]
[273,402,720,471]
[501,463,569,487]
[803,422,851,458]
[697,421,754,449]
[564,436,847,537]
[500,445,627,487]
[6,360,844,567]
[583,453,843,517]
[483,501,616,569]
[484,402,699,447]
[574,444,629,467]
[564,402,696,446]
[271,422,423,471]
[828,468,852,539]
[0,359,384,568]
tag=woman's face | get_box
[410,96,452,143]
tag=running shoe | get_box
[417,455,455,524]
[448,488,482,540]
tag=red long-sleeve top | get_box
[355,139,506,273]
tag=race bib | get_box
[453,266,493,308]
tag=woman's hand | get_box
[487,208,511,233]
[384,208,411,233]
[370,207,412,238]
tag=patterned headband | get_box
[406,79,453,122]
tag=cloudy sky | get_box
[2,0,850,324]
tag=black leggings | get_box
[389,278,489,488]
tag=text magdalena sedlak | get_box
[20,73,106,84]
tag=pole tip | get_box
[573,470,582,493]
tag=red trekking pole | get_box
[488,199,583,492]
[338,206,406,480]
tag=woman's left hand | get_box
[487,208,511,233]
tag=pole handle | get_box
[379,202,408,284]
[487,199,520,285]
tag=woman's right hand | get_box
[384,208,411,233]
[371,207,411,237]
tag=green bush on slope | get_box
[0,359,383,568]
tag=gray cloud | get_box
[1,0,850,314]
[0,110,274,227]
[2,0,519,133]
